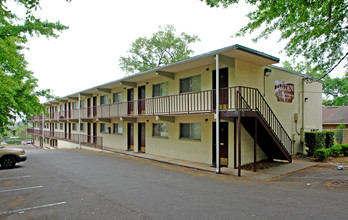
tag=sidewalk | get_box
[102,147,318,181]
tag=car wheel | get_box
[1,157,16,168]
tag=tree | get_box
[0,0,69,134]
[283,59,348,106]
[201,0,348,74]
[119,25,200,74]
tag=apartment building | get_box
[28,44,322,173]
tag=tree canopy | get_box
[0,0,69,134]
[283,59,348,106]
[201,0,348,74]
[119,25,200,74]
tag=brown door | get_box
[68,103,71,119]
[93,123,97,144]
[138,86,146,115]
[87,123,91,143]
[64,123,67,139]
[128,123,134,151]
[93,97,97,117]
[128,88,134,115]
[213,67,229,110]
[87,98,91,117]
[138,123,145,152]
[68,123,71,139]
[212,122,229,166]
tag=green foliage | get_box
[119,25,200,74]
[324,131,335,148]
[5,139,22,145]
[313,148,332,161]
[283,60,348,106]
[340,144,348,156]
[305,132,326,156]
[0,0,69,135]
[335,124,345,144]
[330,145,343,157]
[202,0,348,73]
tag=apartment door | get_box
[138,86,146,115]
[87,123,91,143]
[93,123,97,144]
[87,98,91,117]
[93,97,97,117]
[138,123,146,152]
[212,122,229,166]
[128,88,134,115]
[64,123,67,139]
[128,123,134,151]
[68,123,71,139]
[213,67,229,110]
[68,103,71,119]
[64,103,67,118]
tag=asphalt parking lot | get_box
[1,145,348,219]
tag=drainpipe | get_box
[300,78,305,150]
[78,93,81,150]
[42,110,45,148]
[215,54,220,174]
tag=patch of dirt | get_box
[241,160,287,171]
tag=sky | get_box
[15,0,345,99]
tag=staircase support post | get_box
[254,117,257,172]
[238,91,242,176]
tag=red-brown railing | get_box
[26,129,103,149]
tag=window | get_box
[153,82,168,97]
[100,123,109,133]
[113,92,123,103]
[72,123,77,131]
[60,105,64,111]
[113,123,123,134]
[55,123,58,129]
[80,123,85,132]
[153,123,168,137]
[180,123,201,140]
[72,102,77,109]
[80,100,85,108]
[55,106,58,112]
[100,95,109,105]
[180,75,201,93]
[60,123,63,130]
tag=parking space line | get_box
[0,175,31,181]
[0,201,67,215]
[0,186,43,193]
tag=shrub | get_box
[340,144,348,156]
[305,132,326,156]
[330,145,343,157]
[324,131,335,148]
[313,148,332,161]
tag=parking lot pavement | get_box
[1,146,348,219]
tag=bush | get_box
[324,131,335,148]
[5,139,22,145]
[313,148,332,161]
[330,145,343,157]
[305,132,326,156]
[339,144,348,156]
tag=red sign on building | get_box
[275,80,295,103]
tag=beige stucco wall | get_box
[37,56,322,167]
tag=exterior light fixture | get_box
[264,68,272,76]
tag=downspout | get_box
[300,77,305,150]
[42,110,45,148]
[78,93,81,150]
[215,54,220,174]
